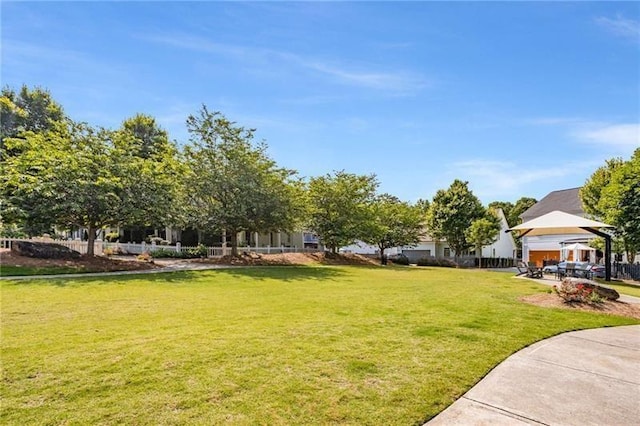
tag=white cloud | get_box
[595,15,640,42]
[525,117,639,151]
[450,159,599,201]
[574,123,640,148]
[303,61,428,92]
[140,33,428,94]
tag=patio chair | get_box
[526,262,543,279]
[516,261,529,276]
[564,262,576,278]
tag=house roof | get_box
[520,187,584,222]
[508,210,613,236]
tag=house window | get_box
[444,248,450,257]
[426,249,431,256]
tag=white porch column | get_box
[255,232,259,249]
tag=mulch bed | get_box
[0,249,160,273]
[521,293,640,320]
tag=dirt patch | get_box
[521,293,640,320]
[203,251,380,266]
[0,249,160,273]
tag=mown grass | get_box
[598,280,640,298]
[2,266,637,425]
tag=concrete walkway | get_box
[427,325,640,425]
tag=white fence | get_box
[1,238,318,257]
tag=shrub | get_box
[188,244,208,258]
[553,281,603,305]
[150,244,208,259]
[105,232,120,243]
[389,254,410,265]
[137,252,152,262]
[416,257,457,268]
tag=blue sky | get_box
[2,1,639,204]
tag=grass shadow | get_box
[201,265,350,282]
[0,269,206,287]
[0,265,352,286]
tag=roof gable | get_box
[520,187,584,222]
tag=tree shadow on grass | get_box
[1,269,205,287]
[1,265,351,286]
[200,265,350,282]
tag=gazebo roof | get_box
[508,210,614,236]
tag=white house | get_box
[397,208,517,263]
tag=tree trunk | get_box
[230,231,238,256]
[86,225,96,256]
[379,247,386,265]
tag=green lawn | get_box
[598,280,640,298]
[2,266,637,425]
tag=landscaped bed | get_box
[1,266,638,425]
[0,249,160,276]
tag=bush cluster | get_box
[150,244,208,259]
[416,257,458,268]
[553,281,604,305]
[388,254,410,265]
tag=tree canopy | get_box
[595,149,640,262]
[362,194,424,264]
[426,179,486,257]
[465,210,501,259]
[307,171,378,253]
[183,106,303,255]
[1,85,65,157]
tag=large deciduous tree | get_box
[183,106,303,255]
[362,194,424,264]
[3,122,122,255]
[596,149,640,262]
[3,114,183,255]
[426,179,485,257]
[307,171,378,253]
[113,114,182,230]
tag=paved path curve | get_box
[427,325,640,425]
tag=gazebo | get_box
[507,210,615,281]
[560,242,597,262]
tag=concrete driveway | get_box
[427,325,640,425]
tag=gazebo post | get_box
[605,235,611,282]
[582,227,611,282]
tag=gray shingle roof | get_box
[520,187,584,222]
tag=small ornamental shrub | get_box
[188,244,208,258]
[137,252,152,262]
[553,281,604,305]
